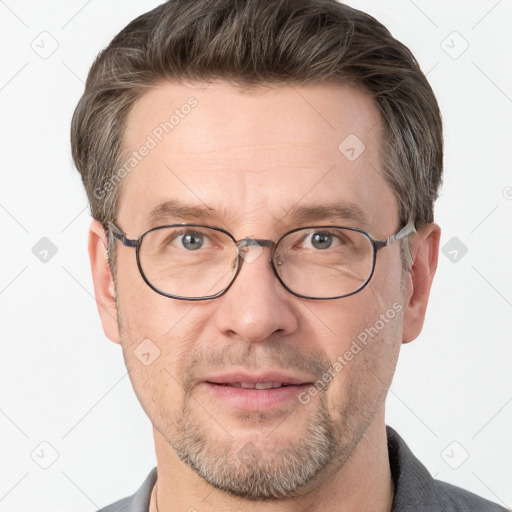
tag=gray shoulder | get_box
[93,467,157,512]
[96,496,132,512]
[433,479,510,512]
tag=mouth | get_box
[209,382,296,389]
[201,372,314,411]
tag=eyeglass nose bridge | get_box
[235,237,277,264]
[236,237,274,249]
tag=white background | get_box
[1,0,511,510]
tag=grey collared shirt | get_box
[96,426,509,511]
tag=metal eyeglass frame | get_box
[108,220,416,301]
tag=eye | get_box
[143,226,231,258]
[179,230,205,250]
[309,231,332,249]
[303,231,343,250]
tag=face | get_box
[100,81,410,499]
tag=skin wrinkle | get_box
[89,81,438,512]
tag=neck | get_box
[151,414,394,512]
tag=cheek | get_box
[117,295,206,379]
[323,313,402,424]
[114,258,214,416]
[116,303,199,426]
[311,275,404,409]
[115,248,204,346]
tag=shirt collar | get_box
[387,425,440,511]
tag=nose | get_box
[213,242,299,343]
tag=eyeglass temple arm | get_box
[374,221,417,250]
[107,222,139,247]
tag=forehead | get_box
[118,80,398,236]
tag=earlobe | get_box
[88,219,121,344]
[401,223,441,344]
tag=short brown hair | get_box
[71,0,443,268]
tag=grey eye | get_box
[310,232,333,249]
[181,231,204,250]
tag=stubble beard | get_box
[165,393,344,501]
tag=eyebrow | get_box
[145,199,214,228]
[285,202,369,227]
[144,199,368,229]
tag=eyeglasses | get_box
[108,221,416,301]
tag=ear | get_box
[401,223,441,344]
[88,220,121,344]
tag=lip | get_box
[201,371,315,411]
[204,371,313,386]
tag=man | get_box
[70,1,507,511]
